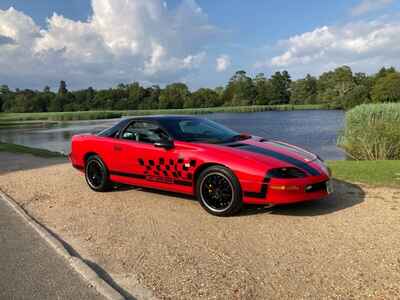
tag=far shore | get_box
[0,104,336,124]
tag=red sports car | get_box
[69,115,333,216]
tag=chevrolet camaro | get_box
[69,115,333,216]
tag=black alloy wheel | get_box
[197,165,243,216]
[85,155,111,192]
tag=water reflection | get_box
[0,110,345,160]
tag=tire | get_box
[196,165,243,216]
[85,155,112,192]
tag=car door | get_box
[112,120,176,180]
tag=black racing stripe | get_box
[110,170,192,186]
[243,174,270,199]
[174,180,193,187]
[238,145,320,176]
[110,171,146,179]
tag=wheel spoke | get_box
[200,173,234,212]
[87,161,104,188]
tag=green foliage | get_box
[371,72,400,103]
[0,65,399,113]
[159,83,190,109]
[269,71,291,104]
[58,80,68,96]
[338,103,400,160]
[223,70,256,106]
[186,88,222,108]
[316,66,356,105]
[254,73,275,105]
[290,74,317,104]
[340,85,370,110]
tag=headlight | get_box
[267,167,307,179]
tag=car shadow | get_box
[114,179,365,218]
[239,179,365,217]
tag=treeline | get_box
[0,66,399,113]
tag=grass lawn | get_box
[0,142,65,158]
[328,160,400,187]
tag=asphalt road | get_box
[0,197,105,300]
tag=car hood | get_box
[221,138,325,176]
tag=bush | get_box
[338,103,400,160]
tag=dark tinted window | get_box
[121,121,169,143]
[159,118,240,144]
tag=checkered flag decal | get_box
[138,157,197,181]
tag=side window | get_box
[121,121,169,143]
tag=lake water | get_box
[0,110,346,160]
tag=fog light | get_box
[270,185,300,191]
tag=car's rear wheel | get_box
[85,155,111,192]
[196,165,243,216]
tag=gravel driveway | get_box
[0,152,399,299]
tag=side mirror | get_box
[154,139,174,150]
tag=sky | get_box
[0,0,399,90]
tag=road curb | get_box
[0,190,125,300]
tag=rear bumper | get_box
[242,175,331,205]
[69,152,84,171]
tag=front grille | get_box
[305,181,327,193]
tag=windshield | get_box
[159,118,244,144]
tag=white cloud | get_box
[0,0,216,89]
[351,0,393,16]
[257,19,400,77]
[216,54,231,72]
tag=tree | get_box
[317,66,356,106]
[138,86,161,110]
[371,72,400,103]
[0,85,11,112]
[375,67,396,81]
[269,71,291,104]
[341,85,370,109]
[290,74,317,104]
[253,73,274,105]
[159,83,190,109]
[186,88,221,108]
[58,80,68,96]
[222,70,256,106]
[7,90,37,112]
[127,82,146,109]
[0,84,10,94]
[214,86,224,97]
[49,80,70,111]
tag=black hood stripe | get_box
[265,141,316,161]
[235,144,320,176]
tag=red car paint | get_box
[69,118,331,206]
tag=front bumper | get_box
[242,174,331,205]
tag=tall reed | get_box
[338,103,400,160]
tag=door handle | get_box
[114,145,122,151]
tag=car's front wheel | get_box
[196,165,243,216]
[85,155,112,192]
